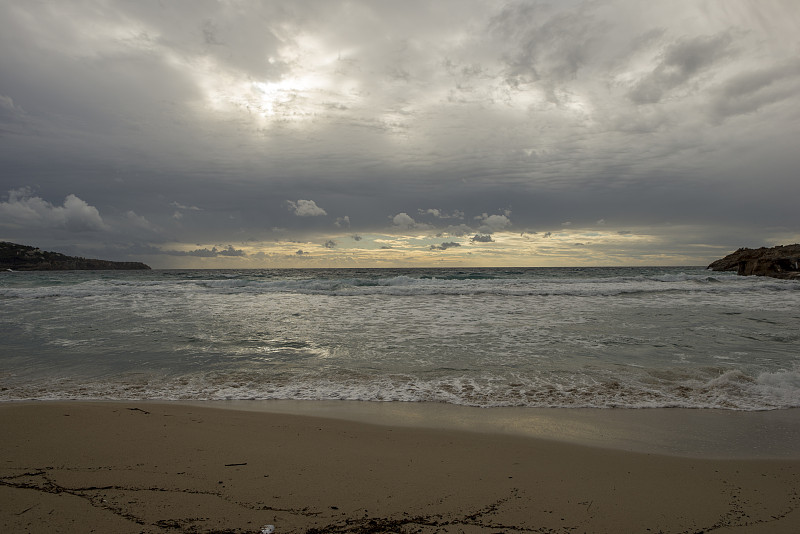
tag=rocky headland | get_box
[707,244,800,280]
[1,241,150,271]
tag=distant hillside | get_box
[0,242,151,271]
[708,244,800,280]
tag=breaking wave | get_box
[3,365,798,411]
[1,268,795,299]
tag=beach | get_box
[2,402,799,533]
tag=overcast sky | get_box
[1,0,798,268]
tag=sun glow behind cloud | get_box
[195,34,361,128]
[189,22,596,138]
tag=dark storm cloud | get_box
[489,0,607,91]
[0,0,798,266]
[165,245,247,258]
[471,234,494,243]
[430,242,461,251]
[628,33,734,104]
[709,58,800,121]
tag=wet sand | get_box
[2,402,799,533]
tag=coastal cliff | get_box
[707,244,800,280]
[1,242,151,271]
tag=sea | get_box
[1,267,798,411]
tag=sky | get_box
[1,0,799,268]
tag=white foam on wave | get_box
[3,364,798,411]
[755,368,800,406]
[3,269,796,300]
[3,267,798,411]
[217,274,793,299]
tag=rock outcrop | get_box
[1,242,151,271]
[707,244,800,280]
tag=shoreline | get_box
[176,399,800,459]
[5,399,799,458]
[2,401,799,533]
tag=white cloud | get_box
[0,94,18,111]
[61,195,107,231]
[418,208,464,219]
[125,210,158,232]
[475,213,511,234]
[438,224,474,237]
[391,212,432,230]
[0,188,107,232]
[0,93,26,120]
[392,212,417,228]
[287,199,327,217]
[171,201,202,211]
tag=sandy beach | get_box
[2,402,799,533]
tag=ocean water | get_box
[1,267,798,410]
